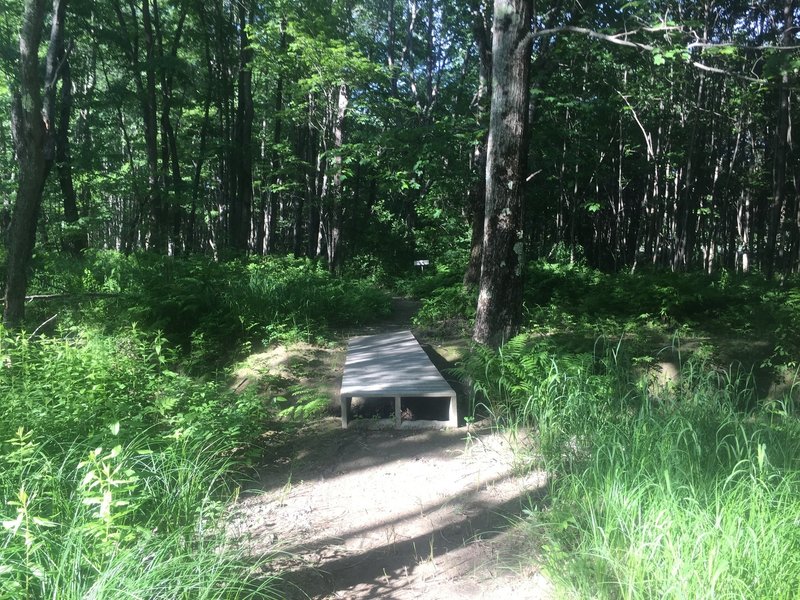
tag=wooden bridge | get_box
[339,330,458,429]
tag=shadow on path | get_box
[232,424,549,600]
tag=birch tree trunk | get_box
[325,83,348,272]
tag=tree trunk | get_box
[473,0,531,346]
[464,0,492,287]
[141,0,165,251]
[153,0,187,254]
[307,94,322,258]
[230,3,254,253]
[266,18,287,254]
[55,11,85,254]
[325,83,349,272]
[4,0,65,327]
[387,0,398,97]
[766,0,794,279]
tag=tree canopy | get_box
[3,0,800,333]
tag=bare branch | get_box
[691,61,764,83]
[688,41,800,51]
[529,26,768,84]
[617,92,653,160]
[19,292,120,302]
[642,25,684,33]
[530,26,655,52]
[44,40,74,95]
[29,313,59,338]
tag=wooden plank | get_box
[340,330,457,429]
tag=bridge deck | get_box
[340,330,457,428]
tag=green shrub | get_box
[460,334,800,599]
[524,261,778,328]
[393,268,463,299]
[0,326,277,598]
[23,252,392,368]
[412,283,476,329]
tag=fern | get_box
[273,384,329,421]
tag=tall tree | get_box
[230,1,254,253]
[111,0,164,251]
[766,0,794,278]
[473,0,531,345]
[463,0,492,287]
[4,0,66,326]
[55,5,85,255]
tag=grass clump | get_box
[0,325,278,599]
[538,408,800,599]
[461,334,800,599]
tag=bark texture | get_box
[473,0,532,346]
[5,0,64,326]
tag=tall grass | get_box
[461,335,800,599]
[2,251,395,596]
[0,326,278,598]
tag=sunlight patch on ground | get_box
[227,424,551,599]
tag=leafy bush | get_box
[524,261,778,327]
[412,283,476,334]
[24,252,392,368]
[393,267,463,299]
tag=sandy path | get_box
[228,299,553,599]
[230,422,551,599]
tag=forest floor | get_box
[227,299,554,599]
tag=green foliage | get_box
[393,266,463,298]
[522,261,800,368]
[0,249,396,595]
[457,335,632,462]
[25,251,392,368]
[0,325,277,598]
[412,283,476,332]
[273,384,329,421]
[535,401,800,599]
[0,326,266,446]
[461,329,800,599]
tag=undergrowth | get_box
[460,334,800,599]
[1,251,397,596]
[26,251,391,369]
[0,325,278,598]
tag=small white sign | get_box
[414,260,430,267]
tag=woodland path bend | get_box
[228,299,553,599]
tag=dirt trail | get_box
[229,299,552,599]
